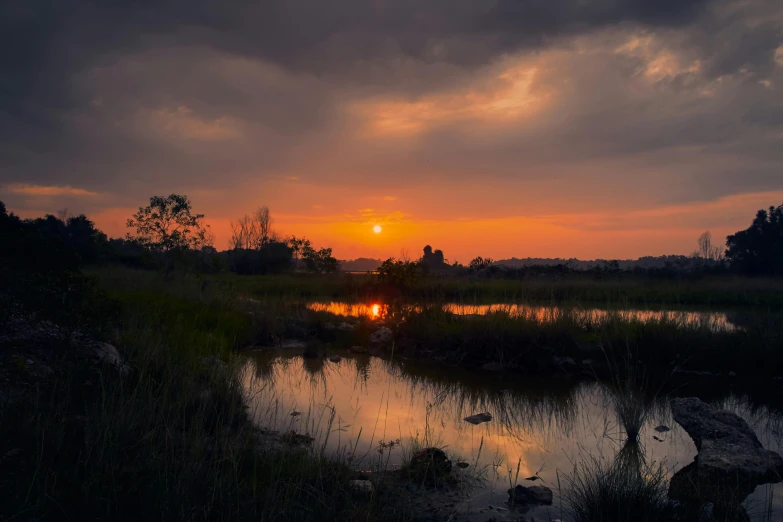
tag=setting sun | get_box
[373,225,382,234]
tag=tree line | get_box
[374,202,783,287]
[0,194,339,276]
[2,196,782,279]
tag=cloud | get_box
[1,0,782,259]
[142,106,242,141]
[351,64,547,136]
[5,184,99,197]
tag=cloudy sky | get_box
[2,0,782,261]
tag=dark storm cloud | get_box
[0,0,716,191]
[0,0,713,119]
[744,105,783,127]
[1,0,782,217]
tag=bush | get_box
[0,205,115,341]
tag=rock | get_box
[669,397,783,507]
[338,322,356,331]
[369,327,393,344]
[669,461,753,521]
[525,475,540,481]
[507,484,553,506]
[456,462,469,469]
[92,342,131,375]
[282,430,315,445]
[654,425,670,433]
[348,345,368,354]
[408,447,452,478]
[552,356,576,367]
[328,354,342,363]
[349,479,373,496]
[1,448,23,463]
[481,361,504,372]
[464,412,492,425]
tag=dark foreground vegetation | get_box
[0,203,405,521]
[2,196,783,522]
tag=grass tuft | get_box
[559,445,672,522]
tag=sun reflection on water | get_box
[305,301,737,330]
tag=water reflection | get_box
[307,301,739,330]
[242,353,782,520]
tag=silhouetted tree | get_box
[65,214,108,264]
[227,242,292,274]
[468,256,493,272]
[301,242,339,273]
[126,194,212,253]
[420,245,446,270]
[287,236,308,265]
[229,206,275,250]
[726,204,783,275]
[697,231,723,262]
[0,200,112,338]
[377,257,418,289]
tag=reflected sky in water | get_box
[307,301,739,331]
[242,353,782,520]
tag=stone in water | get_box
[464,412,492,425]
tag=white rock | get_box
[349,479,373,495]
[93,342,131,376]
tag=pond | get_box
[307,301,743,331]
[242,351,783,521]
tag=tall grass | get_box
[0,270,402,522]
[390,303,783,378]
[600,347,670,442]
[228,271,783,308]
[559,445,672,522]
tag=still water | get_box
[242,352,782,520]
[307,301,740,331]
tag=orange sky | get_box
[3,5,783,261]
[11,187,783,261]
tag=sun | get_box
[373,225,382,234]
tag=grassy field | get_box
[0,269,411,522]
[390,305,783,377]
[228,272,783,308]
[3,267,781,521]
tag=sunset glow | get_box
[2,0,781,263]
